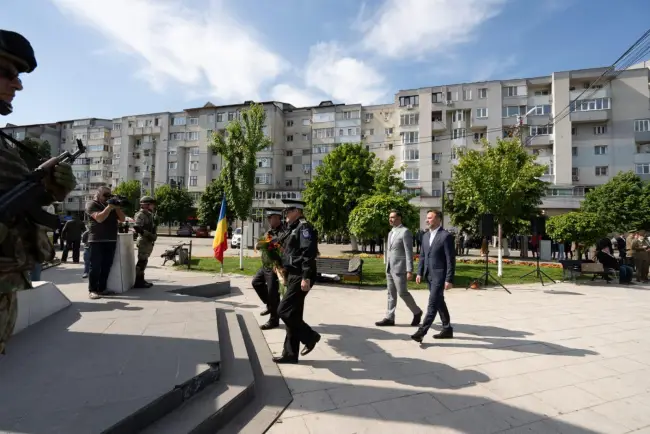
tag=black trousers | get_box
[277,274,319,358]
[61,240,81,263]
[88,242,117,293]
[418,279,451,335]
[252,267,280,321]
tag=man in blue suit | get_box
[412,210,456,343]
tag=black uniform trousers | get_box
[62,240,81,263]
[277,273,319,358]
[251,267,280,321]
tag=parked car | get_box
[231,228,242,248]
[195,225,210,238]
[176,224,194,237]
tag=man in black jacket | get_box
[61,215,86,263]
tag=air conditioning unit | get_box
[433,159,441,165]
[445,100,454,106]
[304,170,310,175]
[406,104,414,110]
[361,134,366,139]
[572,175,579,181]
[364,119,371,123]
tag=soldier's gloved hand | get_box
[43,163,77,201]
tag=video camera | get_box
[107,195,130,207]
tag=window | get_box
[475,108,488,118]
[255,173,273,184]
[503,105,527,117]
[432,171,441,179]
[446,91,458,101]
[287,135,294,142]
[636,163,650,175]
[186,132,199,140]
[463,89,472,100]
[189,176,197,186]
[432,152,442,162]
[399,95,419,107]
[404,168,419,180]
[504,86,518,97]
[364,129,374,136]
[452,128,466,139]
[401,131,419,144]
[572,127,577,136]
[529,105,551,115]
[302,164,311,172]
[190,162,199,171]
[172,117,186,126]
[634,119,650,132]
[432,92,443,103]
[285,165,293,171]
[285,150,293,157]
[572,146,578,156]
[257,157,272,168]
[134,166,140,173]
[534,89,550,96]
[302,119,310,126]
[113,123,121,130]
[189,117,199,125]
[473,132,485,143]
[400,113,419,126]
[572,167,579,177]
[452,110,464,122]
[190,147,200,155]
[113,137,122,146]
[594,125,607,135]
[228,112,235,121]
[216,113,224,122]
[168,162,177,169]
[286,120,294,127]
[543,162,554,176]
[385,127,394,136]
[595,166,608,176]
[388,143,393,150]
[312,128,335,139]
[212,164,218,170]
[570,98,611,112]
[594,145,608,155]
[478,88,487,99]
[342,111,358,119]
[170,132,184,140]
[530,125,553,136]
[403,147,420,161]
[365,112,373,121]
[207,114,215,123]
[302,133,309,141]
[168,148,177,156]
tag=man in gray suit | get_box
[375,210,423,327]
[412,210,455,343]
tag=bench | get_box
[316,257,364,285]
[559,260,617,283]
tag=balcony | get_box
[89,164,110,171]
[540,195,583,210]
[451,137,467,148]
[633,152,650,164]
[527,115,551,126]
[527,134,553,147]
[139,140,154,150]
[634,130,650,144]
[111,129,122,138]
[569,87,610,101]
[570,110,610,124]
[432,120,446,132]
[470,117,488,131]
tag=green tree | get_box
[113,179,141,217]
[155,184,194,231]
[448,138,548,238]
[348,194,419,240]
[372,156,406,194]
[197,178,235,227]
[19,137,52,169]
[580,171,647,233]
[209,103,271,222]
[303,143,377,235]
[546,211,606,258]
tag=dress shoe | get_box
[410,330,426,343]
[433,327,454,339]
[375,318,395,327]
[300,333,321,356]
[411,311,423,326]
[260,320,279,330]
[272,355,298,364]
[260,309,270,316]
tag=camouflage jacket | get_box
[0,138,55,293]
[135,209,157,255]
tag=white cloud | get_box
[469,55,518,82]
[270,84,325,107]
[360,0,506,59]
[51,0,286,102]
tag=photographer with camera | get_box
[85,186,125,299]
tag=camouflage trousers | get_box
[135,251,151,283]
[0,292,17,355]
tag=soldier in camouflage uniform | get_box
[0,30,77,354]
[133,196,157,288]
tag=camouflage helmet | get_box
[140,195,156,204]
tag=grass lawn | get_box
[184,256,564,289]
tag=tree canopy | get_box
[19,137,52,169]
[197,178,236,226]
[448,138,548,236]
[372,156,406,195]
[580,171,650,233]
[348,194,419,240]
[209,103,272,222]
[155,184,194,224]
[112,179,141,217]
[546,211,606,256]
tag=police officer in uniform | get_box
[133,196,157,288]
[273,199,321,364]
[252,209,285,330]
[0,30,77,354]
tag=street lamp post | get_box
[445,186,454,230]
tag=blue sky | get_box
[2,0,648,126]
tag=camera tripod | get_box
[520,254,556,286]
[466,251,511,294]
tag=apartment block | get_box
[1,122,62,158]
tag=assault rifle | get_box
[0,138,86,230]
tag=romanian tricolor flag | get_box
[212,195,228,263]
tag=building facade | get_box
[2,64,649,220]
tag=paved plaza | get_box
[3,261,650,433]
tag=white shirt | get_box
[429,226,441,246]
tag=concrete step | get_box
[141,309,256,434]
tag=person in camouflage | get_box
[0,30,77,355]
[133,196,157,288]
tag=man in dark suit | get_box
[411,210,456,343]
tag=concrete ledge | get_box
[141,309,255,434]
[13,281,71,336]
[169,280,231,299]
